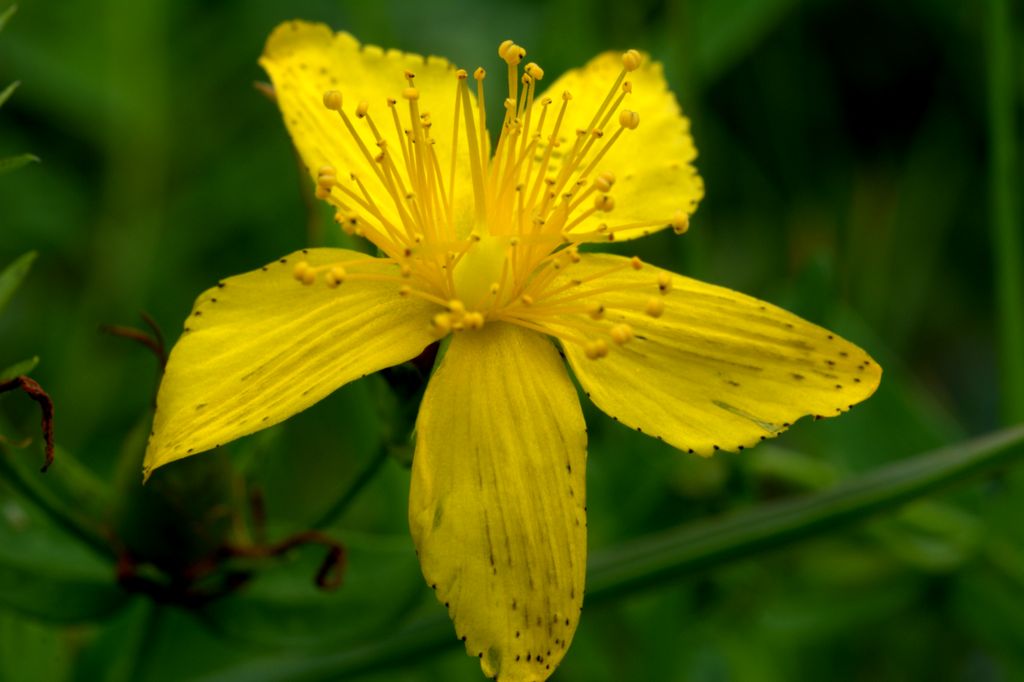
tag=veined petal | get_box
[260,21,475,238]
[535,52,703,242]
[144,248,437,478]
[410,324,587,681]
[560,254,881,454]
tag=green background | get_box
[2,0,1023,680]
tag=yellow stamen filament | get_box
[300,41,689,354]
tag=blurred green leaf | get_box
[0,4,15,33]
[0,483,126,623]
[0,153,40,174]
[0,607,71,681]
[0,250,35,314]
[199,532,423,649]
[197,426,1024,681]
[0,355,37,382]
[0,79,18,108]
[589,426,1024,599]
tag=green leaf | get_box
[0,251,36,314]
[0,153,40,174]
[195,426,1024,681]
[0,356,38,383]
[199,532,423,649]
[0,5,15,33]
[0,80,18,109]
[0,483,126,623]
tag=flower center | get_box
[290,40,692,357]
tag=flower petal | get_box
[560,254,881,454]
[410,323,587,681]
[260,21,476,238]
[534,51,703,242]
[144,249,437,478]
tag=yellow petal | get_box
[260,21,476,237]
[144,248,437,478]
[410,323,587,681]
[535,51,703,242]
[560,254,881,454]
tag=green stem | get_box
[311,446,390,530]
[198,426,1024,682]
[988,0,1024,424]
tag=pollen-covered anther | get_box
[499,40,526,65]
[584,339,609,360]
[322,90,343,111]
[325,266,346,288]
[464,312,485,330]
[594,194,615,212]
[448,299,466,316]
[595,171,616,193]
[622,49,644,72]
[455,68,468,80]
[355,100,369,118]
[619,109,640,130]
[525,62,544,81]
[587,302,605,320]
[473,67,486,81]
[645,297,665,318]
[293,261,316,286]
[610,323,634,345]
[671,211,690,235]
[630,256,643,270]
[657,273,673,294]
[431,312,453,336]
[399,284,413,297]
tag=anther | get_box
[431,313,453,336]
[525,63,545,81]
[610,323,634,345]
[521,294,534,305]
[498,39,515,59]
[622,81,633,94]
[456,68,468,80]
[474,67,486,81]
[448,299,466,315]
[585,339,609,360]
[671,211,690,235]
[595,171,616,193]
[631,256,643,270]
[657,273,672,294]
[323,90,343,110]
[562,90,573,102]
[402,87,420,101]
[356,100,369,118]
[464,312,485,330]
[293,261,315,285]
[622,49,643,72]
[587,302,605,320]
[619,109,640,130]
[325,266,346,288]
[594,194,615,212]
[317,173,336,190]
[645,297,665,318]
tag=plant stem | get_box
[988,0,1024,424]
[311,446,390,530]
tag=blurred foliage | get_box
[1,0,1023,681]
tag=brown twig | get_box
[0,375,54,472]
[99,312,167,370]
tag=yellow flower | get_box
[144,21,881,681]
